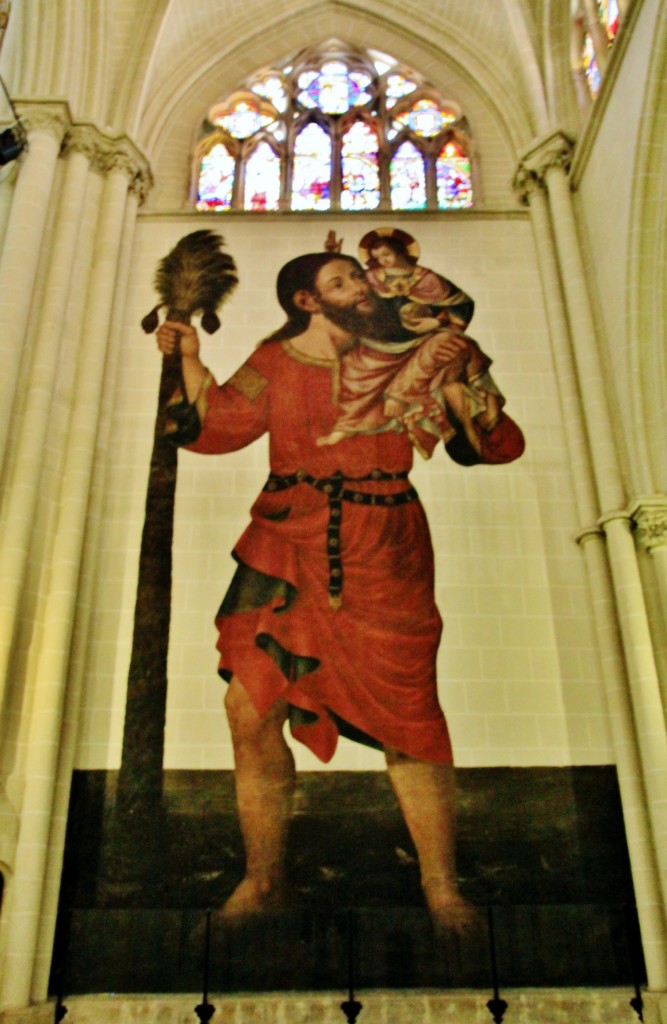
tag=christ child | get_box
[317,228,504,460]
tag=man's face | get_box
[312,259,374,333]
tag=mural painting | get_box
[152,226,523,924]
[52,229,641,996]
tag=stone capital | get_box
[627,495,667,553]
[96,134,153,202]
[515,130,576,189]
[61,123,104,163]
[13,99,72,143]
[512,164,544,206]
[58,123,153,202]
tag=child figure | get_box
[317,228,505,460]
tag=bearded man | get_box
[156,251,524,931]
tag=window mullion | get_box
[330,119,342,212]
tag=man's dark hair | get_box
[261,252,363,343]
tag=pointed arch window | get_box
[244,141,281,211]
[436,139,473,209]
[390,141,426,210]
[292,122,332,210]
[193,41,474,212]
[341,120,380,211]
[196,142,236,211]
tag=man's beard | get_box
[318,291,409,342]
[317,296,375,336]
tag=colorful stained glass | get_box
[197,44,474,213]
[291,122,332,210]
[598,0,620,40]
[341,121,380,211]
[385,73,417,110]
[251,76,288,113]
[436,141,473,209]
[297,61,372,114]
[243,142,281,211]
[390,141,426,210]
[582,33,601,96]
[215,98,275,139]
[392,98,456,137]
[196,143,235,211]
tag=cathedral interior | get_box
[0,1,666,1021]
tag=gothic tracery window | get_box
[193,42,474,213]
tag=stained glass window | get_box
[194,42,473,212]
[575,0,622,101]
[341,121,380,211]
[390,141,426,210]
[599,0,620,41]
[436,141,473,209]
[252,76,288,113]
[292,122,332,210]
[244,142,281,211]
[385,72,418,110]
[214,96,276,139]
[196,143,236,211]
[297,61,372,114]
[582,33,601,96]
[392,98,456,137]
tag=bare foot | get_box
[219,876,287,920]
[190,877,287,947]
[316,430,347,447]
[421,878,482,937]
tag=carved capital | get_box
[628,496,667,553]
[128,164,154,204]
[14,100,71,143]
[516,130,576,188]
[61,123,103,163]
[97,135,153,202]
[512,164,543,206]
[58,124,153,202]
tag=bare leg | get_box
[385,747,477,934]
[221,676,295,918]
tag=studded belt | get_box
[263,469,419,609]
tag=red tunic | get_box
[184,338,524,764]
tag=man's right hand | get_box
[433,330,468,365]
[156,321,201,359]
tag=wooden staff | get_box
[113,231,237,870]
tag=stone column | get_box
[30,176,146,1001]
[514,143,667,986]
[0,135,151,1011]
[0,101,70,466]
[0,126,97,739]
